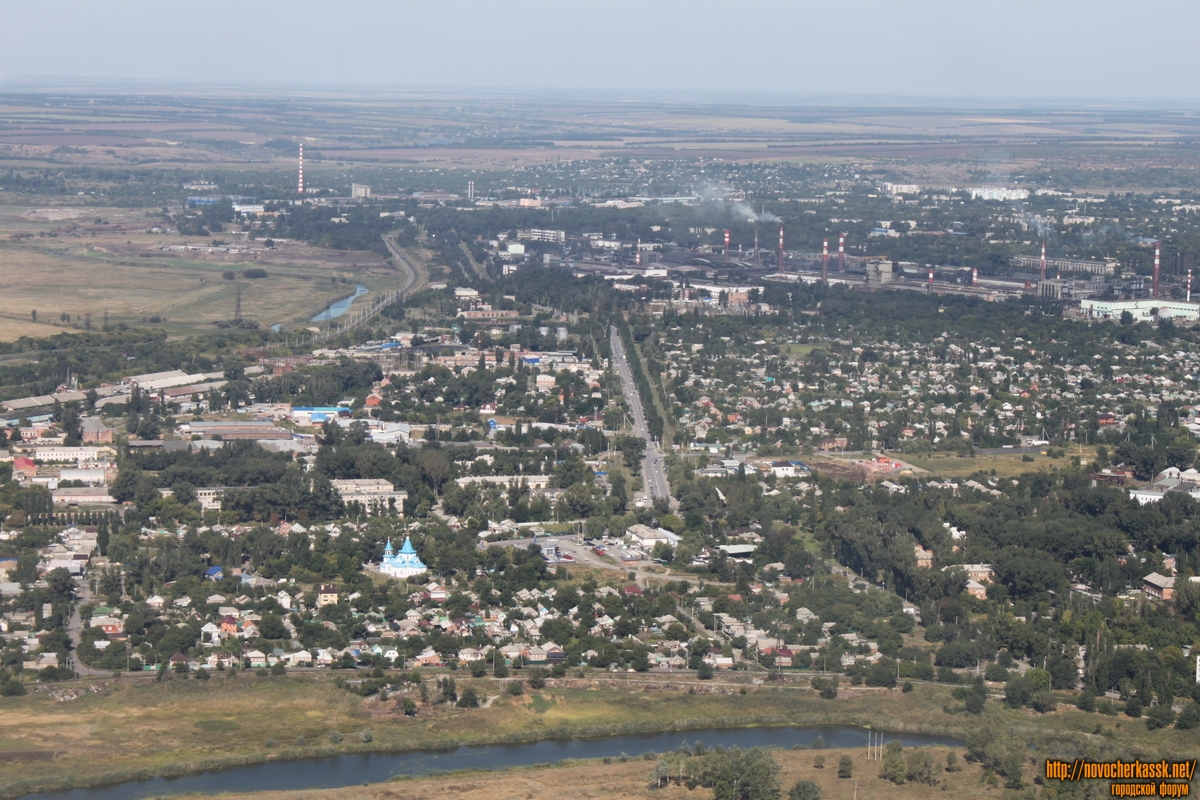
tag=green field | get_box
[905,449,1094,479]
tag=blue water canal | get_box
[24,725,964,800]
[310,283,368,322]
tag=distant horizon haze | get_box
[2,0,1198,101]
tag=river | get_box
[310,284,368,322]
[23,725,963,800]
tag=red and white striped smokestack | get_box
[1188,268,1192,303]
[1154,242,1161,298]
[1039,241,1045,283]
[822,238,829,285]
[724,229,730,262]
[298,143,304,195]
[972,267,978,287]
[636,238,641,267]
[777,225,784,273]
[927,267,934,294]
[838,234,845,272]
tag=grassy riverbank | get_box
[0,674,1192,798]
[166,748,1028,800]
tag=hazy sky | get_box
[3,0,1198,101]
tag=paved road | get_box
[609,326,670,503]
[66,579,111,677]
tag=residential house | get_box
[1143,572,1175,601]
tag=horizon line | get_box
[2,75,1200,109]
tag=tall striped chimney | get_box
[298,143,304,195]
[821,238,829,285]
[1153,242,1161,298]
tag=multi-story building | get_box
[330,479,407,515]
[81,417,114,444]
[1012,255,1117,276]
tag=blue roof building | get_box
[379,537,427,579]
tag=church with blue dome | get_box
[379,537,428,579]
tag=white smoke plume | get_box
[731,201,781,223]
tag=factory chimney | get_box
[927,267,934,295]
[1188,268,1193,303]
[838,234,845,272]
[1040,240,1046,283]
[821,238,829,286]
[1154,242,1161,298]
[467,180,475,201]
[297,143,304,195]
[777,225,784,273]
[635,239,641,267]
[972,267,978,287]
[724,229,730,262]
[753,226,760,267]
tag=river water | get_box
[310,284,368,322]
[24,725,963,800]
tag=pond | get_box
[25,724,964,800]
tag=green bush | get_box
[984,663,1010,682]
[457,687,480,708]
[1176,703,1200,729]
[789,779,821,800]
[880,742,905,784]
[1029,691,1056,713]
[1146,704,1175,730]
[328,730,343,744]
